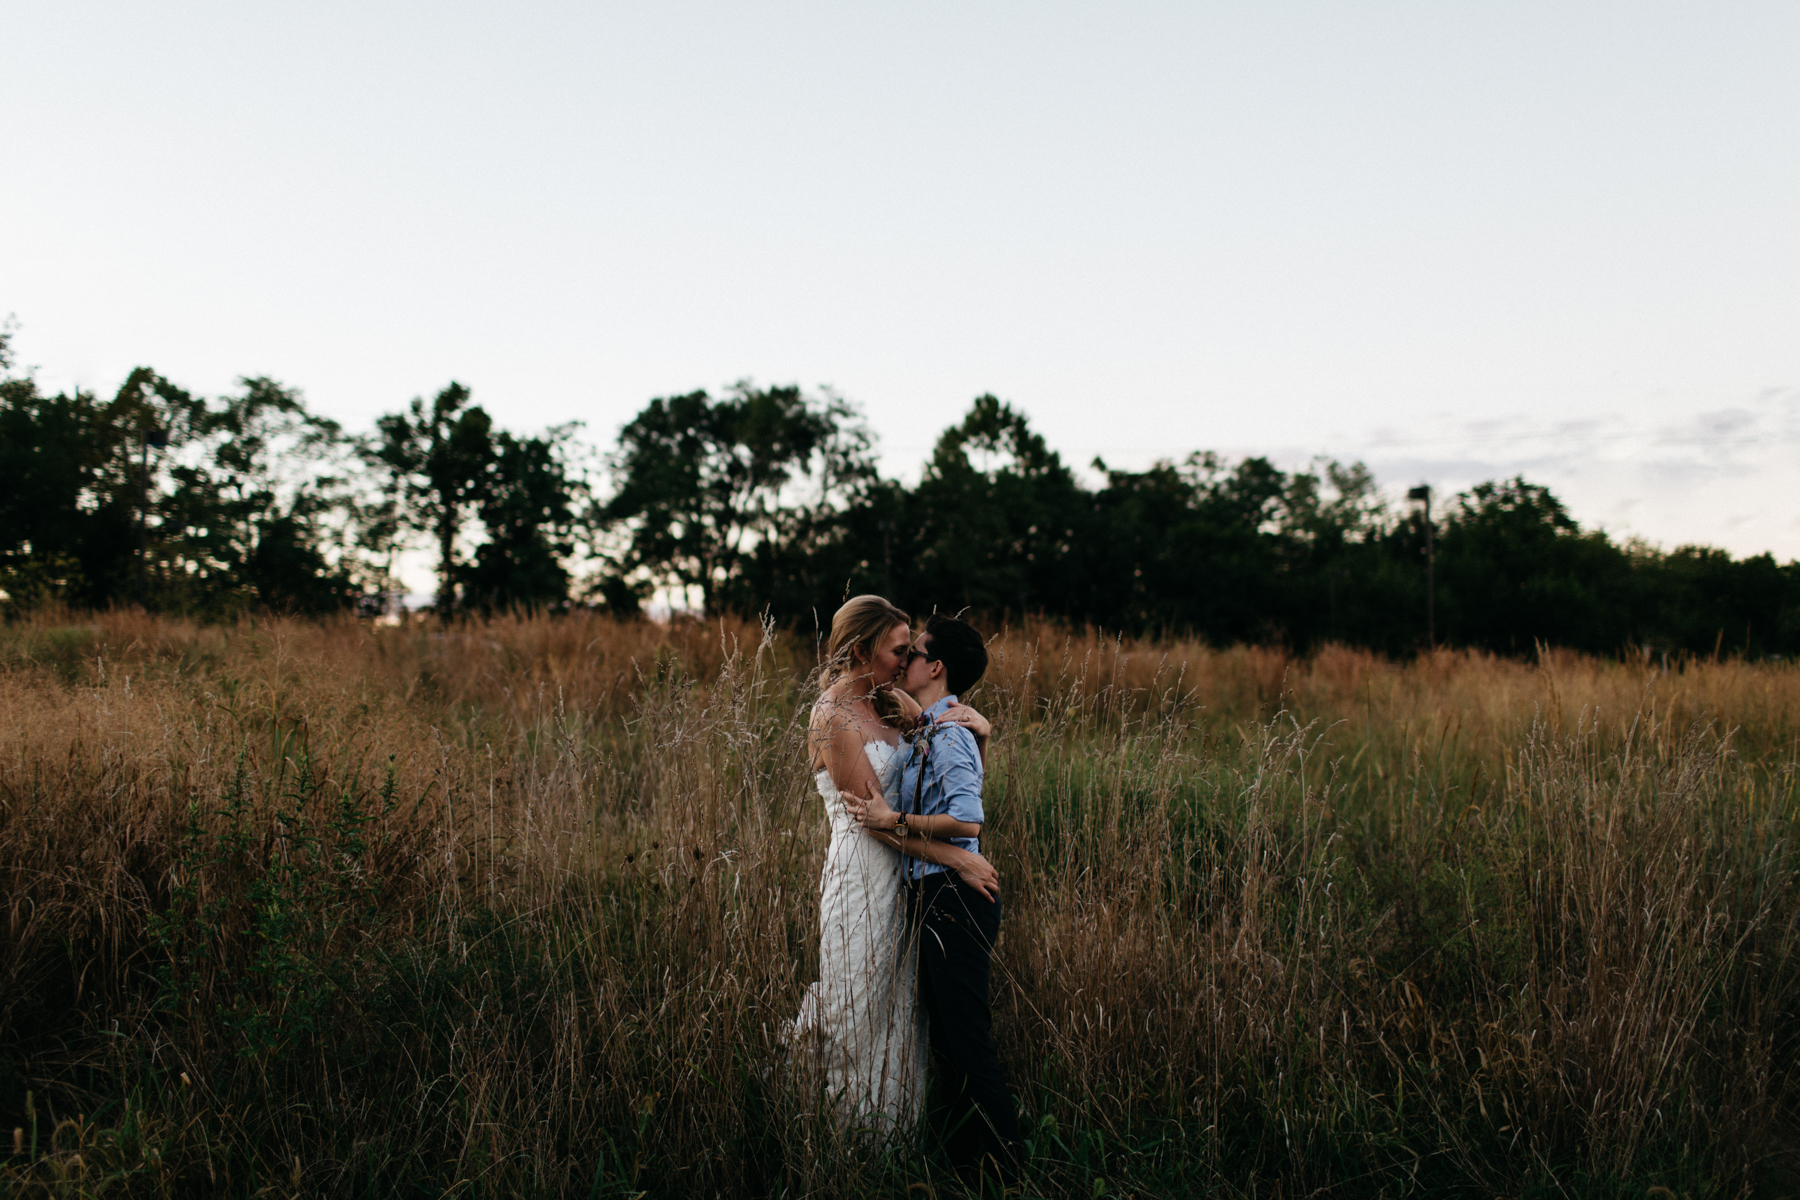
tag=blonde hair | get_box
[820,594,911,728]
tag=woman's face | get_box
[864,622,911,687]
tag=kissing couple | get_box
[787,594,1023,1183]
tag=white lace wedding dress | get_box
[789,740,928,1136]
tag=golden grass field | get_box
[0,610,1796,1198]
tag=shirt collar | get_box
[923,694,959,721]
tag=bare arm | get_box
[853,719,998,899]
[866,828,999,901]
[811,694,957,872]
[844,788,980,841]
[809,695,886,802]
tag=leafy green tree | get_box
[460,427,583,613]
[1435,477,1634,653]
[895,394,1090,619]
[0,333,136,607]
[600,383,877,615]
[733,475,905,625]
[11,309,1797,653]
[1160,453,1293,642]
[1075,457,1204,630]
[1,341,356,614]
[1632,544,1799,657]
[1074,452,1392,644]
[167,376,356,613]
[3,359,195,608]
[1267,459,1412,648]
[367,383,495,617]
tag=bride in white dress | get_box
[790,595,998,1139]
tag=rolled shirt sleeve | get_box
[932,724,985,827]
[900,695,987,878]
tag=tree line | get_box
[2,324,1794,658]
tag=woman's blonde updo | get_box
[819,594,911,728]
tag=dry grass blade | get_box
[0,610,1794,1197]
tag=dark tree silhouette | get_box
[461,428,582,613]
[600,384,877,615]
[368,383,496,617]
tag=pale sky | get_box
[5,1,1798,563]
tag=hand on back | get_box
[933,702,991,741]
[954,852,1000,902]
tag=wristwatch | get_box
[893,818,909,838]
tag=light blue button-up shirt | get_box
[896,694,985,880]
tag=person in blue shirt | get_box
[846,615,1022,1182]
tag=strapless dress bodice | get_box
[816,740,903,833]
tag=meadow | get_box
[0,611,1795,1198]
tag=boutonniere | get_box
[903,711,945,753]
[901,711,945,816]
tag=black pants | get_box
[908,872,1022,1177]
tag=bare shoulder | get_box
[810,682,862,737]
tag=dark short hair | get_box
[925,615,988,696]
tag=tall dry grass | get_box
[0,610,1795,1197]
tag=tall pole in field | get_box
[1407,485,1435,651]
